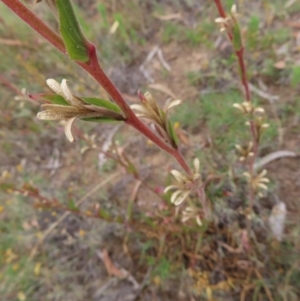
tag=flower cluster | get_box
[37,79,124,142]
[181,206,202,226]
[215,4,243,51]
[131,91,181,148]
[233,102,265,115]
[243,169,269,197]
[235,142,254,162]
[164,158,200,206]
[215,4,239,32]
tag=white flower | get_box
[181,206,202,226]
[215,4,239,32]
[131,91,181,147]
[37,79,123,142]
[243,169,270,196]
[164,158,200,206]
[235,142,254,161]
[233,102,265,115]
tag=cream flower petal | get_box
[257,183,268,190]
[164,185,178,193]
[131,104,149,114]
[64,116,77,142]
[259,169,267,177]
[144,92,159,115]
[60,79,85,106]
[215,17,227,23]
[231,4,237,14]
[60,79,74,103]
[46,78,62,95]
[196,215,202,226]
[166,99,181,112]
[174,191,190,206]
[171,190,183,204]
[171,170,186,183]
[193,158,200,174]
[259,178,270,183]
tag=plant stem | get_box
[2,0,193,176]
[213,0,258,209]
[236,49,251,102]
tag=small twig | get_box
[254,151,298,170]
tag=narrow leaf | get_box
[56,0,89,62]
[232,22,243,51]
[43,94,69,105]
[81,116,122,123]
[82,97,121,113]
[167,120,178,147]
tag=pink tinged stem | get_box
[213,0,257,209]
[2,0,193,176]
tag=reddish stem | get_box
[236,49,251,102]
[214,0,227,18]
[2,0,193,176]
[213,0,257,209]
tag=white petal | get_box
[259,169,267,177]
[171,169,186,183]
[243,172,251,178]
[257,183,268,190]
[215,17,226,23]
[196,216,202,226]
[170,190,183,204]
[231,4,237,14]
[184,207,194,213]
[131,104,149,114]
[60,79,75,104]
[174,191,190,206]
[46,79,62,94]
[64,116,77,142]
[254,107,265,114]
[259,178,270,183]
[193,158,200,174]
[164,185,178,193]
[166,99,181,112]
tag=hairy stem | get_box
[2,0,193,176]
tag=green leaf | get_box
[80,116,122,123]
[167,120,178,147]
[232,22,243,51]
[82,97,121,113]
[56,0,89,62]
[43,94,69,105]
